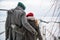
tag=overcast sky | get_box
[0,0,60,19]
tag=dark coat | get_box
[25,19,43,40]
[5,6,37,40]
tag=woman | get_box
[25,12,43,40]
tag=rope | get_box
[50,8,60,36]
[0,9,9,11]
[43,0,56,17]
[0,21,5,22]
[0,31,5,35]
[39,19,60,23]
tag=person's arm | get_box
[5,10,11,40]
[5,17,9,40]
[35,19,43,40]
[38,27,43,40]
[21,12,37,35]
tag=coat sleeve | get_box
[37,26,43,40]
[5,18,9,40]
[21,12,37,35]
[35,19,43,40]
[5,11,11,40]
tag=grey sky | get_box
[0,0,60,19]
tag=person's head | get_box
[26,12,35,20]
[17,2,26,10]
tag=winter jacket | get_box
[5,6,37,40]
[25,17,43,40]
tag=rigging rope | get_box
[0,9,9,11]
[0,31,5,35]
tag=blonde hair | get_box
[35,19,39,26]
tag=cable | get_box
[40,19,49,24]
[0,9,9,11]
[49,12,60,38]
[50,0,60,37]
[51,1,57,21]
[51,7,60,34]
[48,2,60,39]
[39,19,60,23]
[50,12,60,40]
[0,21,5,22]
[45,28,56,38]
[0,31,5,35]
[44,0,56,17]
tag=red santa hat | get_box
[26,12,34,17]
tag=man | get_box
[5,2,37,40]
[26,12,43,40]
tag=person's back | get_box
[5,2,26,40]
[5,2,37,40]
[25,19,37,40]
[26,12,43,40]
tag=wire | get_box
[40,19,49,23]
[49,12,60,38]
[0,9,9,11]
[49,0,60,37]
[51,7,60,34]
[44,0,56,17]
[51,2,57,21]
[0,21,5,22]
[0,31,5,35]
[39,19,60,23]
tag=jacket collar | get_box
[15,6,23,10]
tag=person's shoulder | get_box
[14,6,25,14]
[7,9,14,14]
[15,9,25,14]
